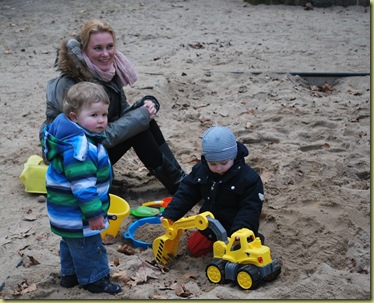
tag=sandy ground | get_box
[0,0,370,300]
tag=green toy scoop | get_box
[130,206,160,218]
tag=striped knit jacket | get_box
[43,113,112,238]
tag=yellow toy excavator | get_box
[153,211,227,265]
[153,211,282,290]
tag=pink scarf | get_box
[83,50,138,87]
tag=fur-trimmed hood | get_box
[55,37,95,82]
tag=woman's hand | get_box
[143,99,157,120]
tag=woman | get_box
[40,19,185,194]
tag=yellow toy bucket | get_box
[20,155,48,194]
[101,194,130,240]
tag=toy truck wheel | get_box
[263,259,282,282]
[206,259,226,284]
[236,265,261,290]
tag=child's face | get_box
[207,159,234,175]
[69,101,109,134]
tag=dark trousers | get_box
[107,120,164,169]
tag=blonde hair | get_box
[80,19,116,51]
[62,82,110,116]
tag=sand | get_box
[0,0,370,300]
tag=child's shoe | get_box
[60,274,79,288]
[83,276,121,294]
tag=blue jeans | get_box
[60,234,110,285]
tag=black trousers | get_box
[107,120,165,169]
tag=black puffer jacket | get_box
[162,142,264,238]
[39,36,154,148]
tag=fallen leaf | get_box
[136,265,159,282]
[128,264,159,286]
[113,270,130,283]
[127,280,137,288]
[310,83,332,93]
[321,82,332,92]
[145,259,170,273]
[112,256,120,267]
[25,255,40,268]
[117,244,135,255]
[12,279,37,296]
[163,280,173,288]
[172,282,192,298]
[18,245,30,257]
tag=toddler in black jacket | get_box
[162,126,264,257]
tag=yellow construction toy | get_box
[153,211,217,265]
[153,211,281,290]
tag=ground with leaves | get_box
[0,0,370,300]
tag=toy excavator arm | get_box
[161,211,212,237]
[153,211,228,265]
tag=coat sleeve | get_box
[101,93,159,147]
[229,175,264,236]
[102,106,150,147]
[162,166,203,222]
[99,85,159,147]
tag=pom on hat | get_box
[202,126,238,162]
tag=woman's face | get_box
[85,31,116,72]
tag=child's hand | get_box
[89,216,105,230]
[159,216,174,225]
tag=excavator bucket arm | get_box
[153,211,228,265]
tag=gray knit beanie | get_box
[202,126,238,162]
